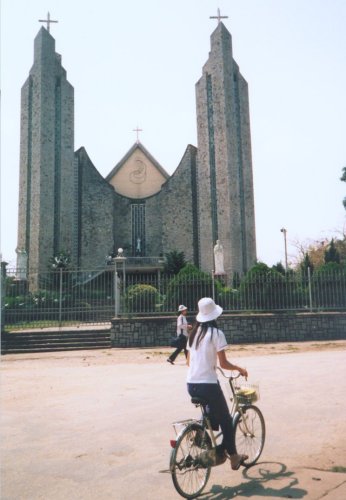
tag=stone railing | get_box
[110,311,346,348]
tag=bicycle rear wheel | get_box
[234,405,265,466]
[170,423,212,499]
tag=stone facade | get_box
[196,24,256,274]
[110,313,346,348]
[17,22,257,280]
[160,145,199,265]
[17,28,75,280]
[75,148,114,269]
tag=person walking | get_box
[186,297,248,470]
[167,305,191,365]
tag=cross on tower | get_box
[209,8,228,24]
[133,126,143,143]
[38,12,58,33]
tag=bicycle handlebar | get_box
[217,367,244,380]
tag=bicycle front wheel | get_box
[234,405,265,466]
[170,423,212,499]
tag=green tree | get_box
[163,250,186,275]
[164,264,212,311]
[294,236,346,270]
[324,239,340,264]
[299,253,314,276]
[341,166,346,209]
[239,262,301,310]
[272,262,286,275]
[312,261,346,308]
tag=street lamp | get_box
[114,248,126,317]
[280,228,288,271]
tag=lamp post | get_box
[114,248,126,317]
[280,228,288,271]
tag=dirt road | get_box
[2,341,346,499]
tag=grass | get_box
[329,465,346,473]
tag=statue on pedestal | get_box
[214,240,225,275]
[16,248,27,280]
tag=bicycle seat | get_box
[191,397,207,406]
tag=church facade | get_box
[17,21,256,280]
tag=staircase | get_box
[1,328,111,354]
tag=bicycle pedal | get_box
[197,448,227,467]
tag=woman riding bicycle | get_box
[186,297,248,470]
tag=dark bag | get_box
[170,333,185,348]
[170,336,180,348]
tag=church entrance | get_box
[131,203,145,256]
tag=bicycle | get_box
[169,368,266,499]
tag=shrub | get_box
[239,262,299,310]
[163,250,187,275]
[125,284,160,313]
[164,264,213,311]
[311,263,346,308]
[215,286,240,310]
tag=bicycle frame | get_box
[169,370,265,498]
[171,370,257,449]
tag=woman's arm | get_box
[178,315,190,334]
[217,350,248,378]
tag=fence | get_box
[2,267,346,330]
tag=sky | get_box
[1,0,345,268]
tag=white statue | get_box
[136,238,141,253]
[214,240,225,275]
[16,248,28,280]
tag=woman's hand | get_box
[238,366,248,379]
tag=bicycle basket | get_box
[234,382,259,405]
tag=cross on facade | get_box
[38,12,58,33]
[209,8,228,24]
[133,126,143,143]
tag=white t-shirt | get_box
[186,326,228,383]
[177,314,188,337]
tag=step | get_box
[2,336,111,344]
[3,339,111,346]
[1,329,111,354]
[2,345,111,354]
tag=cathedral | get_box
[16,17,257,281]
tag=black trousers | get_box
[187,382,236,455]
[168,335,187,361]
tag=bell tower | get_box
[17,25,76,279]
[196,19,257,275]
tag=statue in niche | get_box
[214,240,225,275]
[136,238,141,254]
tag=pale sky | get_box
[1,0,345,268]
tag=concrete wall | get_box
[110,312,346,347]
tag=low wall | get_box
[110,312,346,347]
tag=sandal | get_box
[230,453,248,470]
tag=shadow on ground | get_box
[200,462,307,499]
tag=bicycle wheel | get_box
[234,405,265,466]
[170,423,212,499]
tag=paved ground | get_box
[1,341,346,499]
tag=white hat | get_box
[196,297,223,322]
[178,305,188,312]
